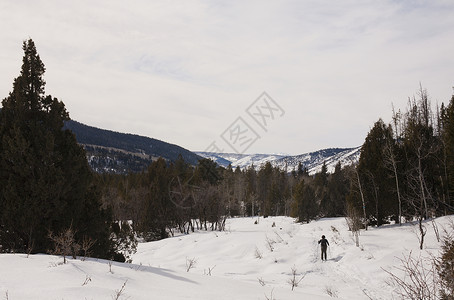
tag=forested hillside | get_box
[64,120,202,173]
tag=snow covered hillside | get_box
[1,216,451,299]
[197,147,361,174]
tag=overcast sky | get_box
[1,1,453,155]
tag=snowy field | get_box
[1,215,452,299]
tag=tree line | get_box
[95,156,351,241]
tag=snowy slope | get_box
[274,147,361,174]
[197,147,361,174]
[1,216,451,299]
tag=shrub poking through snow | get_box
[112,280,127,300]
[186,257,197,272]
[255,247,263,259]
[287,266,305,291]
[384,251,439,299]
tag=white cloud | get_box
[1,0,453,154]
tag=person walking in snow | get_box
[318,235,329,261]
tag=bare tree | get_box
[348,161,368,230]
[346,202,362,247]
[404,136,437,249]
[48,227,80,264]
[384,251,439,300]
[402,89,440,249]
[382,134,403,225]
[365,170,380,225]
[169,175,198,233]
[80,236,96,261]
[249,192,258,219]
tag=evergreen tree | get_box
[357,119,396,225]
[293,179,317,223]
[139,158,174,241]
[195,158,221,185]
[442,93,454,213]
[297,162,308,177]
[257,162,273,217]
[244,165,258,216]
[437,231,454,299]
[315,161,329,215]
[325,162,348,217]
[0,39,112,257]
[315,162,328,187]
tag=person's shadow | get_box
[329,255,343,262]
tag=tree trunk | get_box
[355,167,368,230]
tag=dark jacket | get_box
[318,238,329,248]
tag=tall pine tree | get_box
[357,119,397,225]
[442,93,454,212]
[0,39,112,257]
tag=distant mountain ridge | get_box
[197,147,361,175]
[63,120,360,175]
[64,120,202,173]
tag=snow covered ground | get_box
[1,215,452,299]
